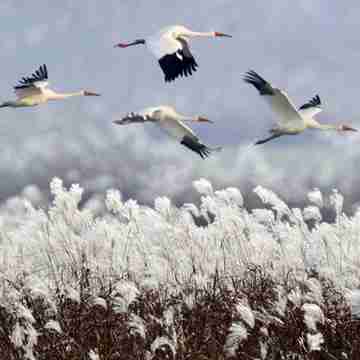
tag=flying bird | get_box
[243,70,358,145]
[113,105,221,158]
[0,64,100,108]
[114,25,232,82]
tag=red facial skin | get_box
[214,32,232,38]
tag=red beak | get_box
[114,43,129,48]
[198,116,214,123]
[214,32,232,38]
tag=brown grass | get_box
[0,264,359,359]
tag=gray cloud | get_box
[0,1,359,208]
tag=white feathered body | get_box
[146,26,190,59]
[143,105,197,140]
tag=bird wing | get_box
[14,64,49,99]
[243,70,304,129]
[14,86,43,100]
[148,28,198,82]
[156,113,218,159]
[113,106,167,125]
[113,112,151,125]
[147,28,182,59]
[156,112,198,140]
[180,135,215,159]
[298,95,322,118]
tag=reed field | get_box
[0,178,359,359]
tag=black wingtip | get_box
[42,64,48,78]
[14,64,48,89]
[180,136,213,159]
[159,51,198,83]
[299,94,321,110]
[243,70,274,95]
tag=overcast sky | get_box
[0,1,360,206]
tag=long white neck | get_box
[47,90,83,100]
[183,30,215,38]
[175,113,196,122]
[312,122,338,131]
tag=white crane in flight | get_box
[113,105,221,158]
[0,64,100,108]
[243,70,357,145]
[114,25,232,82]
